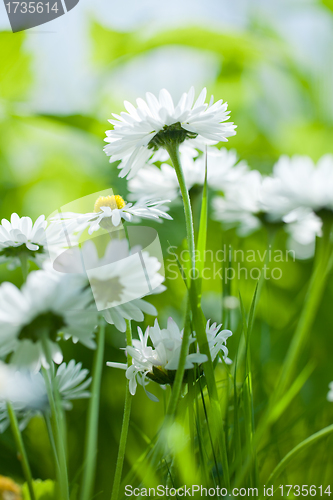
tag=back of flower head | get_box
[104,87,236,179]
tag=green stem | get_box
[41,337,69,500]
[165,144,195,273]
[111,320,133,500]
[45,414,60,479]
[19,254,29,281]
[80,320,106,500]
[7,402,36,500]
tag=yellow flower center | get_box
[94,195,126,213]
[0,475,21,499]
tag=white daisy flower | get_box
[0,213,71,270]
[104,87,236,179]
[327,382,333,402]
[284,208,322,260]
[0,270,98,372]
[53,194,172,236]
[53,239,166,333]
[128,147,248,202]
[212,170,264,235]
[261,154,333,219]
[107,318,232,397]
[0,360,91,432]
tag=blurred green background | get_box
[1,0,333,497]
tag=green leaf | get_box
[22,479,56,500]
[267,423,333,486]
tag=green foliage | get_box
[22,480,56,500]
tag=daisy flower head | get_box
[0,269,98,371]
[0,360,91,432]
[0,213,72,271]
[212,170,264,236]
[54,193,172,236]
[107,318,232,398]
[104,87,236,179]
[262,154,333,220]
[53,238,166,333]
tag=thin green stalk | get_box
[19,254,29,281]
[80,320,106,500]
[7,402,36,500]
[165,144,195,273]
[111,320,133,500]
[45,414,60,479]
[41,340,69,500]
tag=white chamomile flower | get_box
[327,382,333,402]
[128,163,180,202]
[0,270,98,372]
[0,361,47,433]
[284,208,322,260]
[53,239,166,333]
[104,87,236,179]
[0,213,71,270]
[0,360,91,432]
[107,318,232,398]
[53,194,172,236]
[212,170,264,235]
[262,154,333,220]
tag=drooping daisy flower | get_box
[261,154,333,220]
[53,194,171,235]
[327,382,333,402]
[107,318,232,397]
[128,147,248,202]
[53,239,165,332]
[0,360,91,432]
[0,270,98,371]
[0,213,72,270]
[104,87,236,179]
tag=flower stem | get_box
[80,320,106,500]
[7,402,36,500]
[111,320,133,500]
[41,337,69,500]
[165,144,195,273]
[19,254,29,281]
